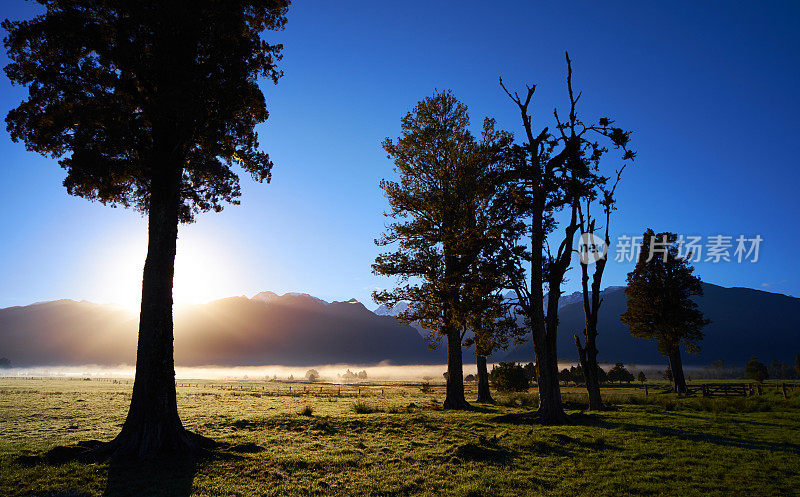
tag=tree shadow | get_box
[103,456,198,497]
[594,419,800,456]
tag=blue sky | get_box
[1,0,798,310]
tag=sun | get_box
[172,240,237,307]
[96,230,240,313]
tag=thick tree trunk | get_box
[443,328,470,409]
[106,167,212,459]
[575,335,603,410]
[533,326,568,424]
[476,353,493,403]
[668,348,688,394]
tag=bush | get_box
[419,381,432,394]
[490,362,530,392]
[300,405,314,416]
[352,401,380,414]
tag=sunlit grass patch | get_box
[1,378,799,496]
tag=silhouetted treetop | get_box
[3,0,289,222]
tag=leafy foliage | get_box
[607,363,635,384]
[372,90,512,339]
[745,357,769,383]
[621,230,710,356]
[489,362,530,392]
[3,0,289,222]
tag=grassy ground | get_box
[1,378,799,496]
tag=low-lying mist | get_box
[0,361,678,381]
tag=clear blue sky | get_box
[1,1,798,310]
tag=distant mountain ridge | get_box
[0,292,442,367]
[0,285,797,367]
[504,283,800,366]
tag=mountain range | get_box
[0,284,797,367]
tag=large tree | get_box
[373,90,511,409]
[621,230,709,394]
[4,0,289,458]
[497,53,632,423]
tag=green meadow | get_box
[2,378,799,497]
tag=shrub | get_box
[300,405,314,416]
[490,362,530,392]
[419,381,432,394]
[352,402,380,414]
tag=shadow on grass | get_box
[593,419,800,456]
[103,456,198,497]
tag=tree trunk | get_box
[533,326,568,424]
[443,328,470,409]
[476,353,493,403]
[575,335,603,410]
[668,348,688,394]
[107,166,212,459]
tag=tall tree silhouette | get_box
[3,0,289,458]
[497,53,633,423]
[373,91,511,409]
[621,230,709,394]
[574,162,629,410]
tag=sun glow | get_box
[95,229,242,313]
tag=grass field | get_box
[1,378,799,496]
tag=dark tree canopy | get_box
[4,0,289,222]
[489,362,530,392]
[745,357,769,383]
[373,91,511,333]
[621,230,709,356]
[372,90,512,409]
[607,363,634,384]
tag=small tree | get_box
[607,363,634,385]
[357,370,368,380]
[559,368,573,385]
[621,230,710,393]
[637,371,647,384]
[745,357,769,383]
[305,369,320,382]
[490,362,530,392]
[569,365,584,385]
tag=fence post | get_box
[644,384,648,396]
[782,383,788,399]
